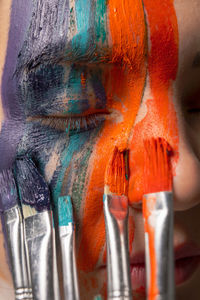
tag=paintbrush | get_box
[0,168,33,300]
[52,214,61,300]
[103,146,132,300]
[57,195,80,300]
[14,157,55,300]
[93,295,103,300]
[143,137,174,300]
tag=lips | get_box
[129,243,200,293]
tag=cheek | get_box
[128,94,179,203]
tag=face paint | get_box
[0,0,33,170]
[1,0,180,298]
[78,0,147,272]
[128,0,179,204]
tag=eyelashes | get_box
[28,113,106,134]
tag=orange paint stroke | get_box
[128,0,179,204]
[77,0,147,271]
[130,0,179,299]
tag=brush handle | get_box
[24,211,54,300]
[59,223,80,300]
[143,192,175,300]
[103,194,132,300]
[52,226,61,300]
[2,206,32,296]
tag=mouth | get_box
[129,242,200,293]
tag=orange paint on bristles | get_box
[104,146,127,195]
[144,137,173,194]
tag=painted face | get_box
[1,0,200,299]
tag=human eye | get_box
[181,88,200,136]
[21,62,110,134]
[29,111,109,135]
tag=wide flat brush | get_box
[143,138,174,300]
[103,147,132,300]
[57,195,80,300]
[14,157,55,300]
[0,168,32,299]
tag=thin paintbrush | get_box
[0,168,33,300]
[103,147,132,300]
[15,157,55,300]
[52,214,61,300]
[143,138,174,300]
[57,195,80,300]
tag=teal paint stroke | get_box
[51,132,90,208]
[95,0,107,44]
[93,295,103,300]
[72,0,91,55]
[58,195,73,226]
[66,99,89,114]
[67,64,84,96]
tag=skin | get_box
[1,0,200,299]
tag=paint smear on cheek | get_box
[128,0,179,204]
[77,0,147,272]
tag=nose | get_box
[127,95,200,212]
[173,119,200,211]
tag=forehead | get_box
[3,0,200,70]
[12,0,148,72]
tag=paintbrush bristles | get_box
[104,147,127,195]
[14,157,50,218]
[144,137,173,194]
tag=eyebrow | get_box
[192,52,200,68]
[15,39,111,80]
[30,42,110,70]
[14,0,111,78]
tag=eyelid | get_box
[27,111,110,133]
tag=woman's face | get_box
[1,0,200,299]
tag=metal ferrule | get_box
[52,226,61,300]
[59,223,80,300]
[103,194,132,300]
[24,210,54,300]
[2,206,33,300]
[143,192,174,300]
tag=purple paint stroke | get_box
[0,0,33,170]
